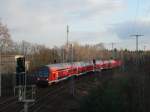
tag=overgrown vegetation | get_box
[80,77,129,112]
[80,53,150,112]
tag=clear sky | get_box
[0,0,150,50]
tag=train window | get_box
[38,67,49,77]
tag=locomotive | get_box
[36,59,122,85]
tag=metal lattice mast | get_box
[130,34,144,51]
[67,25,69,48]
[70,44,75,96]
[111,42,116,59]
[65,25,69,62]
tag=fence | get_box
[1,73,15,96]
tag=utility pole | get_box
[130,34,145,112]
[111,42,114,50]
[66,25,75,96]
[0,51,1,97]
[66,25,69,62]
[111,42,115,59]
[62,47,65,63]
[70,44,75,96]
[67,25,69,48]
[144,45,146,51]
[130,34,144,51]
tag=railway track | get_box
[19,81,71,112]
[0,98,21,112]
[30,86,68,112]
[0,69,115,112]
[0,97,16,106]
[28,72,103,112]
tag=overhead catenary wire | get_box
[132,0,140,34]
[131,0,143,51]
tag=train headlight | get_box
[37,78,40,81]
[46,78,48,81]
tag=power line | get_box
[134,0,140,25]
[132,0,141,35]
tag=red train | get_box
[36,59,122,85]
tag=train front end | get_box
[36,66,50,86]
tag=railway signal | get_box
[16,56,25,86]
[14,56,36,112]
[16,57,25,73]
[93,59,96,65]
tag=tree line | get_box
[1,21,149,72]
[0,21,114,71]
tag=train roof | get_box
[73,62,85,66]
[45,60,104,69]
[46,63,70,69]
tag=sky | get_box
[0,0,150,50]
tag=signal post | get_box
[14,55,36,112]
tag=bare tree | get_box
[0,21,13,53]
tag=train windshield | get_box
[37,67,49,77]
